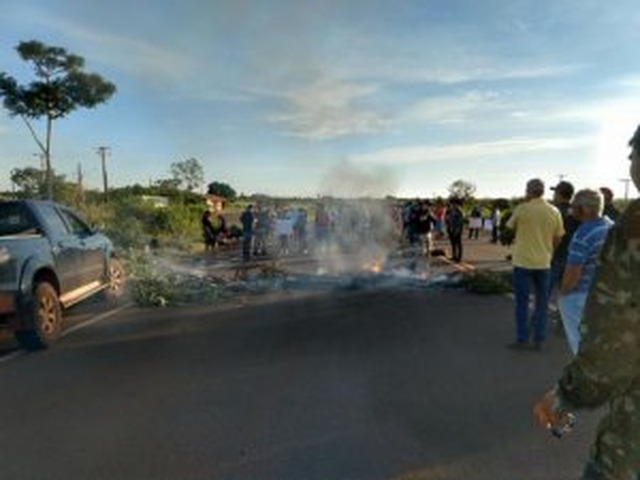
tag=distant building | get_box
[140,195,169,208]
[204,194,226,211]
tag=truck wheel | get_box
[15,281,63,351]
[104,258,126,301]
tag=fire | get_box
[363,259,384,273]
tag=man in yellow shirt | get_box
[506,178,565,350]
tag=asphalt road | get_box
[0,288,601,480]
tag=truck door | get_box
[36,204,83,295]
[57,208,105,287]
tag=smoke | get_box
[311,159,411,275]
[317,158,398,198]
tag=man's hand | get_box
[533,389,558,428]
[534,388,577,438]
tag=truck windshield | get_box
[0,203,40,237]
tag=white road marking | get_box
[0,350,22,363]
[61,302,133,337]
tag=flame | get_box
[363,259,383,273]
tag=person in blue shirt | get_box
[534,124,640,480]
[558,189,614,354]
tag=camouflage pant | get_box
[582,385,640,479]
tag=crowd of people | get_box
[197,125,640,478]
[201,196,511,266]
[203,201,393,261]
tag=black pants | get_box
[448,232,463,262]
[242,234,252,261]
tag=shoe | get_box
[531,341,544,351]
[506,341,529,350]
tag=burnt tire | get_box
[15,281,63,351]
[103,257,126,302]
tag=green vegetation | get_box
[461,270,513,295]
[0,40,116,200]
[207,181,237,201]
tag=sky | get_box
[1,0,640,199]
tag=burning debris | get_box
[123,244,462,309]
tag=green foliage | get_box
[74,191,206,252]
[122,249,224,307]
[448,179,477,202]
[171,157,204,192]
[207,181,237,201]
[461,270,512,295]
[10,167,44,197]
[10,166,79,204]
[0,39,116,200]
[0,40,116,120]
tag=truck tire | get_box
[103,257,126,302]
[15,281,63,351]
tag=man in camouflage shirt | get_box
[534,125,640,479]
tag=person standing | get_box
[534,125,640,480]
[418,200,436,259]
[557,189,613,354]
[202,210,217,252]
[434,201,446,240]
[490,205,501,243]
[506,178,564,350]
[294,207,308,254]
[549,181,580,297]
[240,204,254,261]
[253,204,272,256]
[445,198,464,262]
[599,187,621,222]
[468,204,482,239]
[314,203,331,254]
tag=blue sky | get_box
[1,0,640,199]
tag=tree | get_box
[448,179,476,201]
[170,157,204,192]
[10,166,75,202]
[0,40,116,200]
[207,181,237,201]
[10,167,44,197]
[153,178,181,194]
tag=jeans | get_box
[448,231,463,262]
[513,267,551,343]
[548,258,566,299]
[558,291,588,355]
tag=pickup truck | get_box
[0,200,125,350]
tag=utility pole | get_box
[97,146,110,203]
[76,162,85,205]
[620,178,632,202]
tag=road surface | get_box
[0,288,600,480]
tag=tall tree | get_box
[0,40,116,200]
[170,157,204,192]
[448,179,477,202]
[207,181,237,201]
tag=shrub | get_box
[461,270,512,295]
